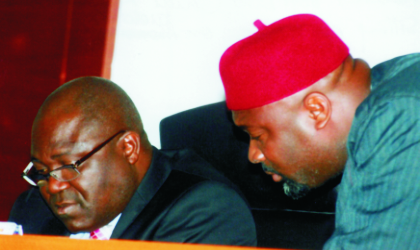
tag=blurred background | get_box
[1,0,419,221]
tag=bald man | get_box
[10,77,256,246]
[219,14,420,249]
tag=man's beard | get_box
[282,179,310,200]
[262,163,311,200]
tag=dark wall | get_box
[0,0,119,221]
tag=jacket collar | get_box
[111,147,172,238]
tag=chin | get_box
[283,179,311,200]
[62,217,94,233]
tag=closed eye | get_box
[239,126,264,142]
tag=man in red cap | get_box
[220,14,420,249]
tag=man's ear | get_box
[303,92,332,130]
[120,132,141,164]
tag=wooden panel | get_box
[0,0,118,221]
[64,0,119,82]
[0,235,287,250]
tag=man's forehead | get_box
[32,111,96,150]
[232,100,292,132]
[34,110,80,134]
[31,130,97,162]
[232,106,265,128]
[233,101,277,121]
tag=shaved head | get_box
[34,76,144,139]
[31,76,152,232]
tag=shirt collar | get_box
[69,213,122,240]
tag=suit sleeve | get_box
[151,180,257,246]
[324,97,420,249]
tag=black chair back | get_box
[160,101,339,249]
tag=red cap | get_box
[219,14,349,110]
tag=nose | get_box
[45,176,71,194]
[248,140,265,164]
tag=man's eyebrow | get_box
[30,151,72,164]
[51,152,72,159]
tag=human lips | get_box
[269,173,283,182]
[263,170,283,182]
[55,201,78,215]
[261,163,283,182]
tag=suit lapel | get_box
[111,148,172,239]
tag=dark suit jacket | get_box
[9,148,257,246]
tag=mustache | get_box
[261,163,310,200]
[261,163,282,176]
[48,190,81,206]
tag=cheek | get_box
[78,158,137,207]
[264,133,291,159]
[67,161,112,208]
[263,134,302,173]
